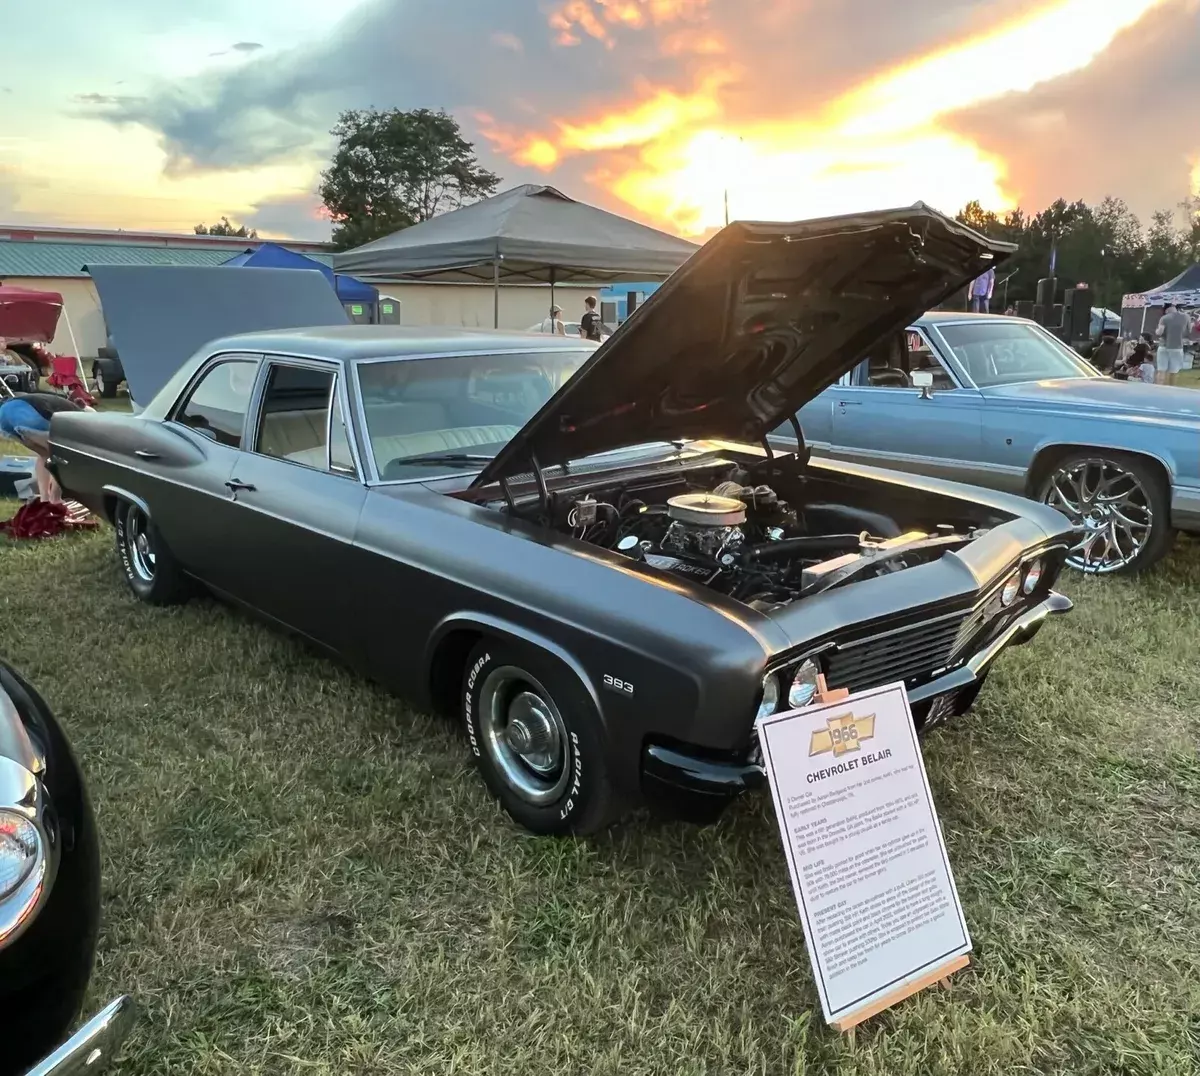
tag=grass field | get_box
[2,394,1200,1074]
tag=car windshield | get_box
[357,349,592,478]
[938,321,1101,387]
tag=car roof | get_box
[916,311,1037,327]
[204,324,599,362]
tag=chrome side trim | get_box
[22,996,136,1076]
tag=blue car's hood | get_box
[982,377,1200,424]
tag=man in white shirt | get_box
[538,306,566,335]
[1154,303,1189,386]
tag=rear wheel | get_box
[114,501,190,604]
[462,640,620,835]
[1039,451,1172,575]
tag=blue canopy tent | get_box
[224,243,380,319]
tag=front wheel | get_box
[114,501,191,604]
[462,640,620,835]
[1039,451,1173,575]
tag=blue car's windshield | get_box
[938,321,1100,387]
[356,349,592,478]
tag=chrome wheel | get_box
[478,666,570,806]
[93,369,106,395]
[1043,457,1153,574]
[124,508,156,583]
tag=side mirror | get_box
[910,370,935,398]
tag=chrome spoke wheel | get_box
[478,666,570,806]
[125,508,157,583]
[1043,458,1153,574]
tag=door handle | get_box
[134,449,160,460]
[225,479,256,493]
[836,400,862,408]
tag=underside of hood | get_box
[476,203,1014,486]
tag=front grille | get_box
[824,612,967,694]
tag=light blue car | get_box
[776,313,1200,575]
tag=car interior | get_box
[858,333,956,390]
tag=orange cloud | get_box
[494,0,1173,236]
[548,0,710,47]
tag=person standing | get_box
[0,391,92,502]
[579,296,603,342]
[539,305,566,335]
[968,267,995,313]
[1154,303,1189,386]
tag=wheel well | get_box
[1026,444,1171,500]
[102,493,120,525]
[427,629,482,718]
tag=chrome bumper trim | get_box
[22,996,136,1076]
[906,591,1072,704]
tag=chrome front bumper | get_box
[22,996,135,1076]
[642,592,1073,799]
[905,591,1072,704]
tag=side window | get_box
[256,363,338,471]
[175,359,258,446]
[908,334,957,390]
[254,362,359,477]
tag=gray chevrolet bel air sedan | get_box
[781,312,1200,575]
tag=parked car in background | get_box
[92,331,126,399]
[777,313,1200,575]
[525,320,611,341]
[51,206,1075,836]
[0,659,133,1075]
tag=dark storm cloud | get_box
[91,0,1019,178]
[945,0,1200,216]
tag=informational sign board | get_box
[757,683,971,1030]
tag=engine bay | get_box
[518,462,990,610]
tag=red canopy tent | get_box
[0,284,64,345]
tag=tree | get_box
[319,108,501,251]
[195,217,258,238]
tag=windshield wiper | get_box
[391,452,495,466]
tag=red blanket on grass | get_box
[1,499,98,539]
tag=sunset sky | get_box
[2,0,1197,241]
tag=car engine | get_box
[555,468,981,610]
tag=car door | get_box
[826,328,985,482]
[147,354,263,592]
[215,357,368,658]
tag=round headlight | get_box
[0,811,39,900]
[1022,558,1043,595]
[788,659,821,710]
[1000,570,1021,606]
[756,673,781,721]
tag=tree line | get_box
[955,196,1200,310]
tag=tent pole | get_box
[494,260,500,329]
[59,306,90,391]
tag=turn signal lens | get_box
[788,659,822,710]
[755,674,781,721]
[1022,559,1044,595]
[0,811,39,900]
[1000,570,1021,606]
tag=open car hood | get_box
[474,204,1013,486]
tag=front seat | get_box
[867,353,910,388]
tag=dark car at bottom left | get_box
[0,659,133,1076]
